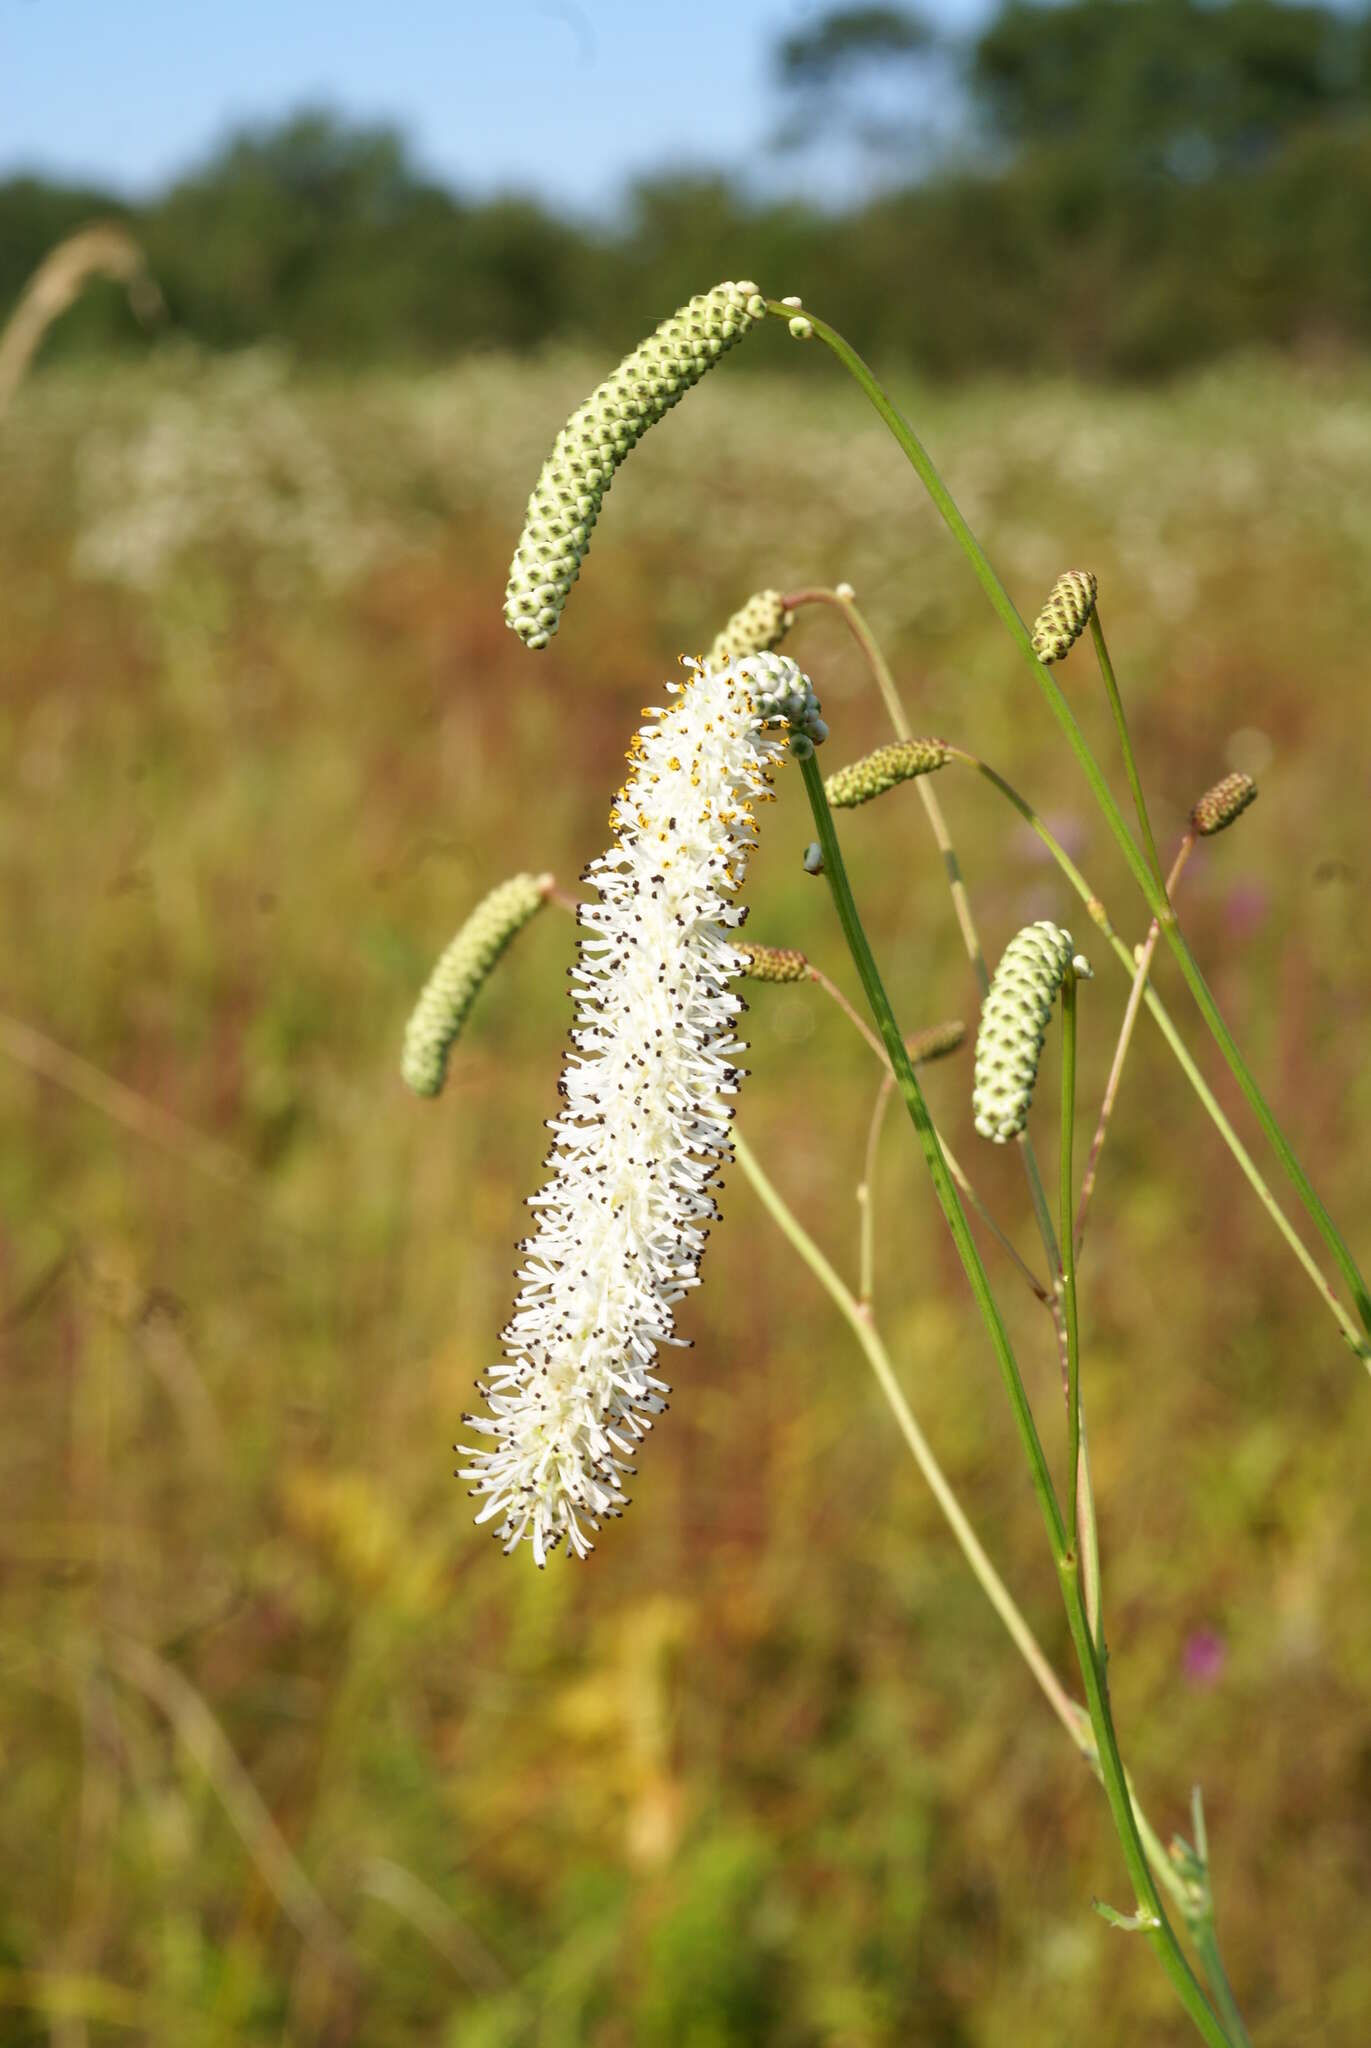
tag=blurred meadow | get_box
[2,335,1370,2045]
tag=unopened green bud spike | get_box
[825,738,949,809]
[1191,770,1257,838]
[906,1019,966,1065]
[1031,570,1098,665]
[972,922,1079,1142]
[403,873,551,1097]
[504,281,768,649]
[706,590,793,671]
[735,943,810,984]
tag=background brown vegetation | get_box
[2,346,1369,2043]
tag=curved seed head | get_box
[735,942,810,984]
[972,921,1077,1143]
[1031,570,1098,665]
[825,738,949,809]
[402,873,550,1097]
[706,590,793,671]
[504,281,768,649]
[906,1018,966,1065]
[1191,770,1257,838]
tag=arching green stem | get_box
[769,300,1371,1343]
[795,746,1232,2048]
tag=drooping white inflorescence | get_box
[458,650,811,1564]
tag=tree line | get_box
[7,0,1371,380]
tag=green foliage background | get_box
[2,342,1369,2042]
[11,0,1371,380]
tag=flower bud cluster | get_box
[402,873,550,1097]
[1031,570,1099,664]
[750,653,827,756]
[825,738,949,808]
[706,589,793,671]
[504,281,768,649]
[1191,770,1257,838]
[735,942,810,984]
[972,921,1079,1142]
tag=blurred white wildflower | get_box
[459,650,810,1564]
[73,350,385,591]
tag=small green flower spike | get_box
[1031,570,1099,664]
[402,873,551,1097]
[706,590,794,671]
[735,943,811,984]
[825,738,950,809]
[972,921,1081,1142]
[504,281,768,649]
[1191,770,1257,838]
[906,1018,966,1065]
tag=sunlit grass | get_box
[2,354,1369,2043]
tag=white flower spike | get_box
[459,651,813,1564]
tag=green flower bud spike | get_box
[906,1018,966,1065]
[825,738,949,809]
[735,943,810,984]
[706,590,793,671]
[1031,570,1099,665]
[504,281,768,649]
[973,921,1084,1143]
[1191,770,1257,838]
[403,873,552,1098]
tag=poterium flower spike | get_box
[972,921,1082,1143]
[735,942,810,983]
[504,281,768,650]
[459,651,812,1564]
[825,738,949,808]
[1031,570,1099,665]
[1191,770,1257,838]
[706,589,793,671]
[402,873,552,1097]
[906,1018,966,1065]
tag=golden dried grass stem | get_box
[0,1010,249,1193]
[105,1635,356,1974]
[0,226,160,420]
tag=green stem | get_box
[796,748,1066,1558]
[774,300,1371,1344]
[1089,611,1166,896]
[805,966,1048,1299]
[1061,972,1082,1548]
[788,581,1064,1278]
[796,746,1232,2047]
[1077,836,1195,1256]
[1188,1925,1255,2048]
[735,1133,1243,2032]
[734,1127,1081,1744]
[949,749,1370,1366]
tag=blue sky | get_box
[0,0,985,214]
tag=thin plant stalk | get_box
[948,747,1370,1365]
[1077,835,1195,1254]
[1060,972,1082,1546]
[795,748,1232,2048]
[785,582,1063,1273]
[857,1053,1048,1309]
[771,300,1371,1343]
[734,1127,1079,1741]
[735,1132,1247,2030]
[789,582,1101,1615]
[857,1073,892,1309]
[1089,610,1167,896]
